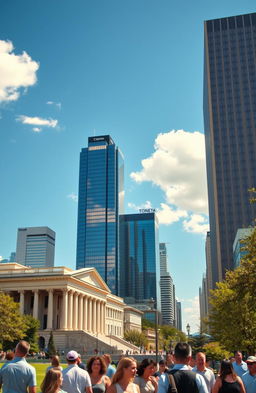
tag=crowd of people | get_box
[0,340,256,393]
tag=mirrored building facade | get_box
[76,135,124,294]
[204,13,256,287]
[119,213,160,310]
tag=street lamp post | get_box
[186,323,191,342]
[148,298,159,364]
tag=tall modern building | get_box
[76,135,124,294]
[175,301,182,331]
[119,213,160,310]
[159,243,175,325]
[16,227,55,268]
[204,13,256,287]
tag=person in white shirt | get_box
[192,352,215,393]
[62,350,93,393]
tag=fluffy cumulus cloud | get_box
[183,214,209,235]
[182,296,200,333]
[131,130,208,214]
[156,203,188,225]
[0,40,39,102]
[17,115,58,132]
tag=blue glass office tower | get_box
[119,213,160,310]
[76,135,124,294]
[204,13,256,288]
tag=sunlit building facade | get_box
[204,13,256,287]
[76,135,124,294]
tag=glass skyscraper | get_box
[119,213,160,310]
[76,135,124,294]
[204,13,256,287]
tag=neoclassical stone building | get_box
[0,263,140,353]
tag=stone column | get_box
[73,292,78,330]
[88,297,92,332]
[78,294,83,330]
[68,290,73,329]
[19,290,25,314]
[61,289,68,329]
[47,289,54,329]
[103,303,106,334]
[93,298,97,333]
[100,302,104,334]
[33,290,39,319]
[83,296,87,331]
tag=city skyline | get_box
[1,0,255,332]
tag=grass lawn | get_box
[0,362,67,389]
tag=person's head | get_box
[174,343,192,365]
[51,355,60,367]
[229,356,235,363]
[87,356,107,375]
[66,350,79,364]
[246,356,256,376]
[112,357,137,384]
[158,360,167,373]
[103,354,111,366]
[5,352,15,361]
[166,353,174,366]
[15,340,30,357]
[196,352,206,371]
[137,359,156,378]
[41,368,63,393]
[220,360,237,381]
[234,351,242,364]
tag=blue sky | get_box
[0,0,255,332]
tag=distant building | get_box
[176,301,182,331]
[119,212,160,311]
[16,227,55,268]
[159,243,175,326]
[204,12,256,288]
[76,135,124,294]
[199,275,208,331]
[233,228,254,268]
[9,252,16,262]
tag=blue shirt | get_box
[106,364,116,379]
[242,371,256,393]
[232,361,248,377]
[0,356,37,393]
[158,364,208,393]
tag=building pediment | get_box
[71,268,110,292]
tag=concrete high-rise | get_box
[119,212,160,310]
[159,243,175,325]
[16,227,55,268]
[76,135,124,294]
[204,13,256,287]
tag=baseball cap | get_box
[246,356,256,363]
[66,350,79,361]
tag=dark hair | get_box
[87,356,107,375]
[220,361,237,381]
[6,352,15,361]
[159,360,166,366]
[137,359,156,376]
[174,343,192,360]
[51,355,60,367]
[16,340,30,356]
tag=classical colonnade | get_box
[19,288,106,334]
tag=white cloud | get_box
[183,296,200,333]
[17,115,58,128]
[183,214,209,235]
[0,40,39,102]
[130,130,208,215]
[156,203,188,225]
[67,193,78,202]
[127,200,152,211]
[32,127,42,133]
[47,101,61,110]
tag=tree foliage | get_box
[124,329,148,348]
[47,331,57,356]
[23,314,40,353]
[159,325,187,351]
[0,292,26,349]
[203,342,232,361]
[209,227,256,354]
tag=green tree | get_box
[209,227,256,354]
[159,325,187,351]
[203,342,231,362]
[23,314,40,353]
[0,292,26,350]
[124,329,148,348]
[47,331,57,356]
